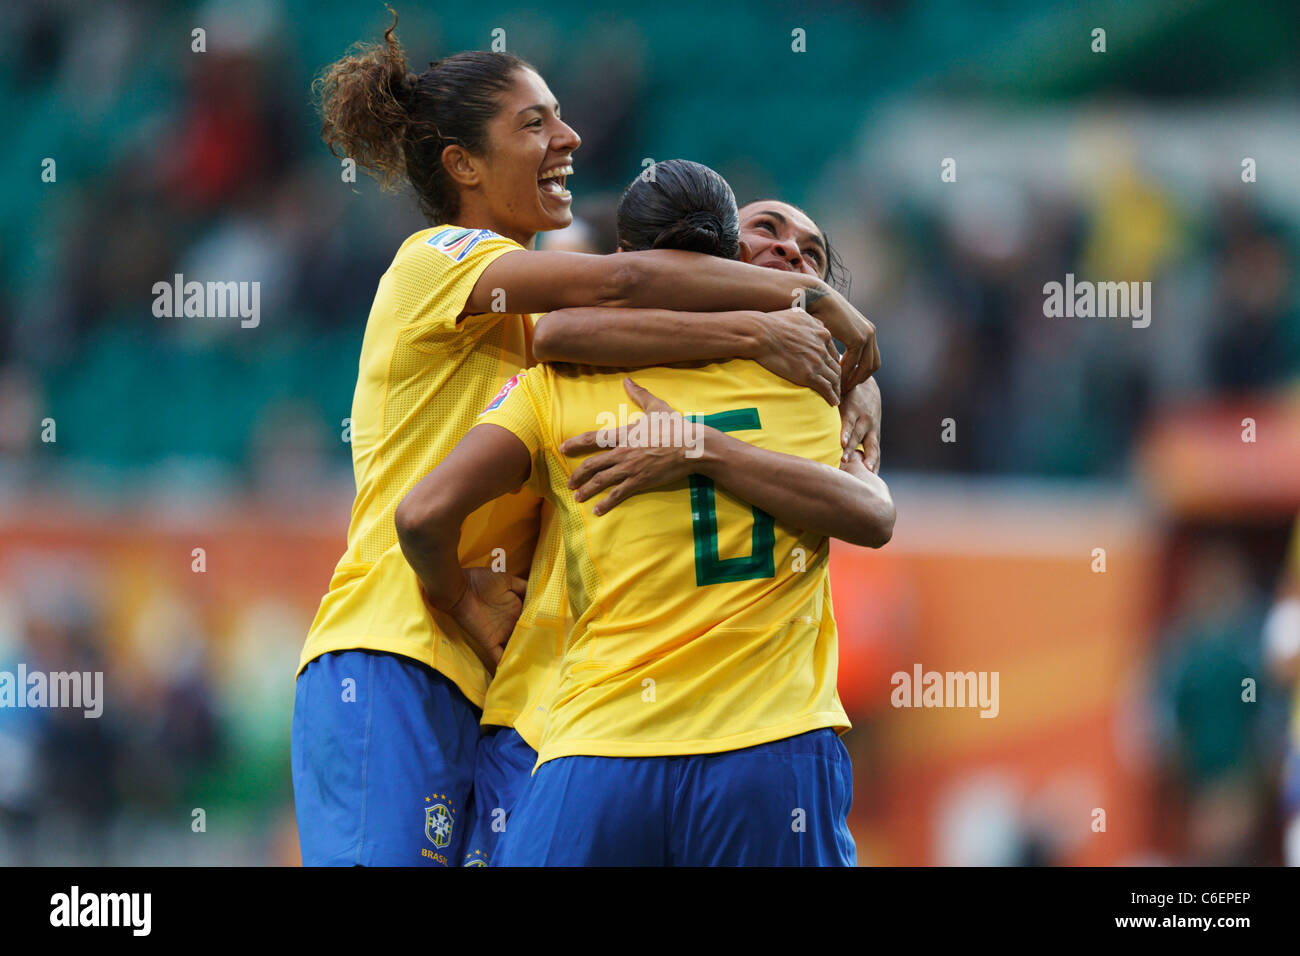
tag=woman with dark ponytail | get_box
[292,10,878,868]
[437,160,893,865]
[395,158,894,867]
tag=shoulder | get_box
[421,226,521,262]
[388,226,522,275]
[483,365,552,413]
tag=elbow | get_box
[394,486,447,555]
[596,254,646,308]
[853,502,895,549]
[531,315,560,362]
[393,495,426,554]
[531,311,582,362]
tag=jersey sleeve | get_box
[390,227,523,339]
[476,367,552,495]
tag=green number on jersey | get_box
[686,409,776,586]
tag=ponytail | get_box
[313,8,533,223]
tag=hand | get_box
[446,567,527,675]
[839,377,882,473]
[559,378,706,516]
[804,286,880,395]
[752,308,841,405]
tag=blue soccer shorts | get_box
[291,649,480,866]
[462,725,538,866]
[495,727,856,866]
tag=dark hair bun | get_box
[653,210,726,255]
[616,159,740,260]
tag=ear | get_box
[441,144,481,188]
[738,238,754,263]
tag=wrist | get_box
[437,572,471,617]
[735,310,770,361]
[691,425,726,477]
[802,279,832,314]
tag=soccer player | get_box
[737,199,883,473]
[458,182,884,865]
[396,160,895,865]
[292,15,878,867]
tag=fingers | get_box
[560,430,603,456]
[567,450,618,490]
[592,480,636,516]
[842,414,870,457]
[820,349,842,401]
[623,377,650,409]
[806,330,841,405]
[572,456,651,514]
[573,460,629,504]
[820,327,840,368]
[810,369,839,407]
[806,314,840,370]
[841,348,866,395]
[506,574,527,597]
[865,439,881,474]
[624,377,670,413]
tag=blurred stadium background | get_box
[1,0,1299,865]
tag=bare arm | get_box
[394,424,533,672]
[693,437,894,549]
[533,307,842,405]
[469,248,820,316]
[470,248,879,392]
[561,379,895,549]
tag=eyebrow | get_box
[516,103,560,119]
[748,208,828,259]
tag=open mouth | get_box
[538,163,573,202]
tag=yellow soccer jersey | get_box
[480,499,570,750]
[298,225,542,709]
[477,358,851,764]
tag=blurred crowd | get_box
[2,2,1297,491]
[845,184,1300,477]
[0,548,303,865]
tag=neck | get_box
[451,195,536,249]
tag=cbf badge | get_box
[424,794,455,849]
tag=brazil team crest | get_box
[424,794,455,850]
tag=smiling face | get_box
[455,67,581,246]
[738,200,829,279]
